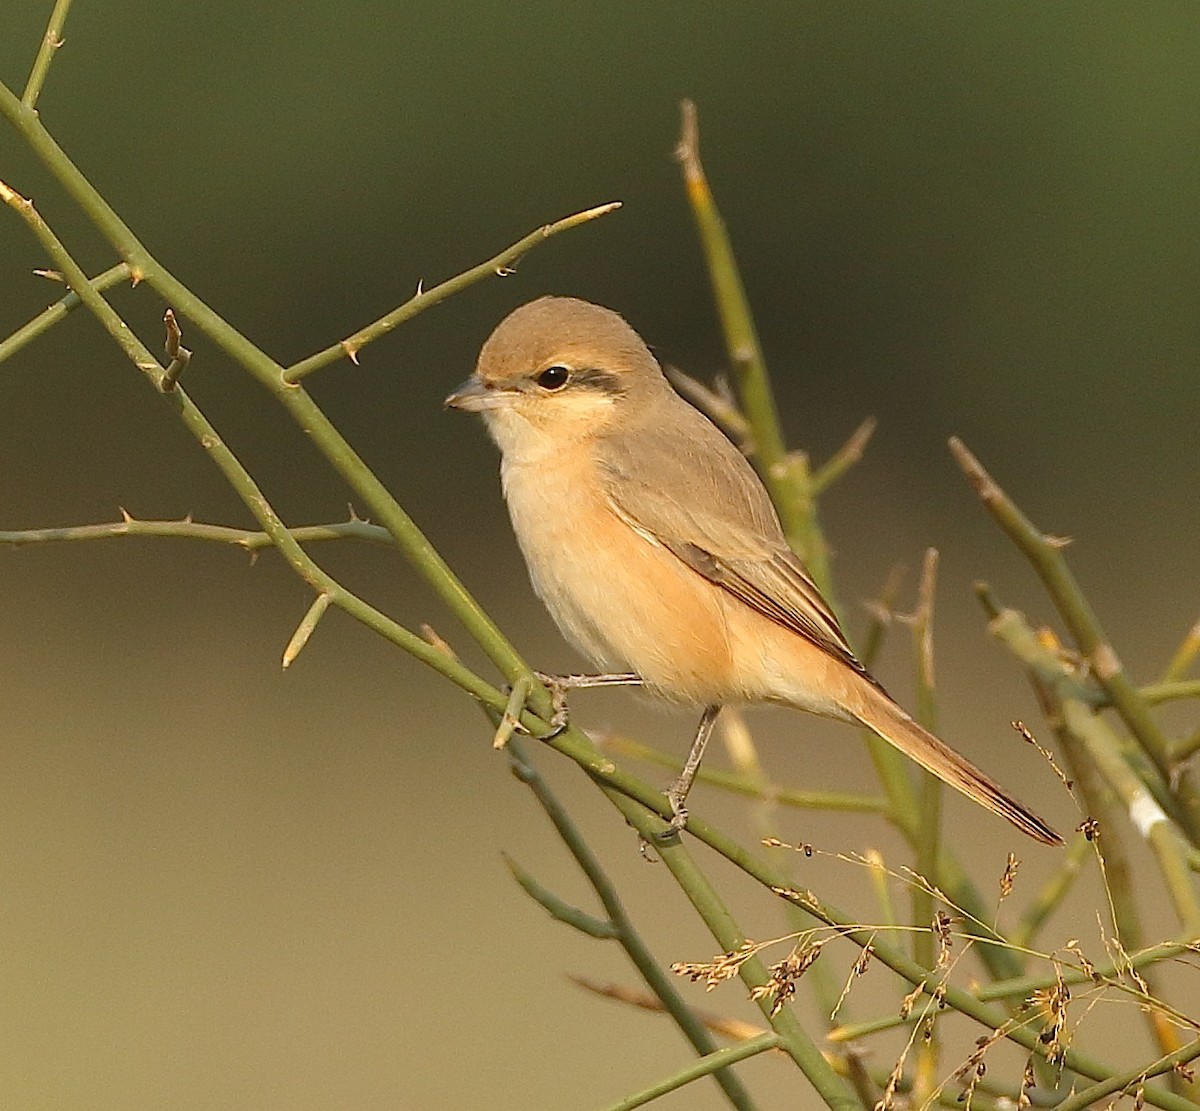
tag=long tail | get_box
[844,682,1062,846]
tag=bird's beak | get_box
[444,376,508,412]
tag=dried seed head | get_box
[999,852,1020,901]
[934,910,954,968]
[671,941,759,991]
[749,943,823,1016]
[900,980,926,1020]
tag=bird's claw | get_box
[534,671,571,735]
[657,789,689,840]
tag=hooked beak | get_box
[444,376,511,412]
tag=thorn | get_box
[341,339,361,364]
[119,506,133,523]
[33,268,63,282]
[415,278,424,296]
[495,264,516,277]
[128,266,144,287]
[1044,534,1074,549]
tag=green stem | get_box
[22,0,73,109]
[0,516,395,550]
[1061,699,1200,934]
[0,80,557,709]
[538,723,1194,1109]
[507,741,760,1111]
[810,417,878,495]
[1142,680,1200,706]
[674,99,830,593]
[1051,1038,1200,1111]
[602,735,886,813]
[0,262,130,364]
[599,786,863,1111]
[950,437,1200,840]
[1161,616,1200,684]
[0,176,514,726]
[283,202,621,383]
[975,941,1192,1003]
[501,854,617,939]
[600,1033,780,1111]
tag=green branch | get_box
[598,786,864,1111]
[674,99,830,594]
[535,720,1197,1109]
[601,734,886,813]
[0,78,599,712]
[950,436,1200,840]
[0,262,130,365]
[600,1034,781,1111]
[0,513,394,550]
[1051,1038,1200,1111]
[21,0,73,109]
[283,203,620,383]
[506,741,759,1111]
[0,176,515,726]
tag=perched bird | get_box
[446,296,1062,845]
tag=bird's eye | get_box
[535,365,570,390]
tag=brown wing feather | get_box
[596,395,869,679]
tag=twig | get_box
[811,417,878,495]
[0,78,561,712]
[160,308,192,391]
[281,592,332,669]
[596,783,862,1111]
[501,855,616,939]
[0,261,130,365]
[282,202,622,383]
[674,99,831,594]
[0,177,519,729]
[906,549,943,1108]
[22,0,73,109]
[0,514,395,550]
[600,1033,781,1111]
[506,741,760,1111]
[663,364,752,447]
[1050,1038,1200,1111]
[1142,680,1200,707]
[1162,616,1200,684]
[600,734,887,813]
[949,436,1200,840]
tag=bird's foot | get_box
[533,671,572,736]
[659,787,690,839]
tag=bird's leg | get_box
[663,704,722,835]
[533,671,643,734]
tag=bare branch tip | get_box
[282,592,333,669]
[676,99,700,164]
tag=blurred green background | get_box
[2,3,1198,1108]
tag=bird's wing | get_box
[595,400,870,679]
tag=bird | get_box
[445,296,1062,846]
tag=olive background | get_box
[2,3,1198,1108]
